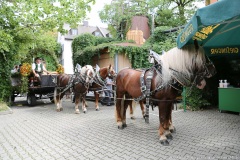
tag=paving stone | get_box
[0,101,239,160]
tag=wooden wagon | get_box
[10,74,58,106]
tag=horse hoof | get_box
[170,127,176,133]
[56,109,61,112]
[166,134,173,140]
[160,139,169,146]
[75,111,80,114]
[118,126,124,130]
[96,108,99,111]
[83,111,86,114]
[130,116,135,120]
[60,108,63,111]
[122,123,127,128]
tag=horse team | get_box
[54,45,216,145]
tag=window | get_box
[69,29,78,35]
[93,31,101,37]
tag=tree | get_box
[0,0,95,102]
[99,0,151,40]
[154,0,201,27]
[99,0,202,36]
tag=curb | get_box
[0,107,13,115]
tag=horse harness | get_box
[134,64,182,102]
[90,69,115,93]
[57,72,91,95]
[93,71,107,88]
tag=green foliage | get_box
[20,77,29,94]
[72,34,96,54]
[144,26,179,53]
[0,51,14,102]
[182,87,211,111]
[154,0,201,28]
[99,0,139,39]
[0,0,94,103]
[72,34,118,66]
[28,48,58,71]
[73,41,151,69]
[55,43,62,58]
[99,0,200,38]
[95,37,117,45]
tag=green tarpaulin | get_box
[177,0,240,57]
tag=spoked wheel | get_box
[11,95,15,103]
[49,97,55,103]
[27,93,36,106]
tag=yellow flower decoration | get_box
[56,64,64,74]
[20,63,32,77]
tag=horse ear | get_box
[96,64,100,72]
[109,64,112,69]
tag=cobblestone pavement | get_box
[0,97,240,160]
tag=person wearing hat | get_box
[32,57,49,83]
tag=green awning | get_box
[177,0,240,57]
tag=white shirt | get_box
[32,63,46,72]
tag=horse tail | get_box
[120,94,125,118]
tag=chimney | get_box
[83,21,89,27]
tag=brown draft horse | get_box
[115,45,216,145]
[54,65,95,114]
[88,64,116,110]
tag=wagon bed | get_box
[11,74,58,106]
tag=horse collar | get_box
[94,72,106,87]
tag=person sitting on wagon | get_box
[32,57,49,84]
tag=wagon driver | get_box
[32,57,49,80]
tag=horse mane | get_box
[160,45,206,85]
[81,65,95,75]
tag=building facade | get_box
[57,21,111,74]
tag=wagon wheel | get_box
[49,97,55,103]
[11,94,15,103]
[27,93,36,106]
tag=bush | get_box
[182,87,210,111]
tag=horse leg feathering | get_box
[129,101,135,120]
[54,88,62,112]
[94,91,99,111]
[75,94,80,114]
[82,96,87,113]
[116,93,126,129]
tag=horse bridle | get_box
[107,67,117,79]
[93,67,116,87]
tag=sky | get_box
[85,0,112,28]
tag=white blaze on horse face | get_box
[197,79,206,89]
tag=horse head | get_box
[107,64,117,79]
[81,65,95,83]
[161,45,216,89]
[192,48,216,89]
